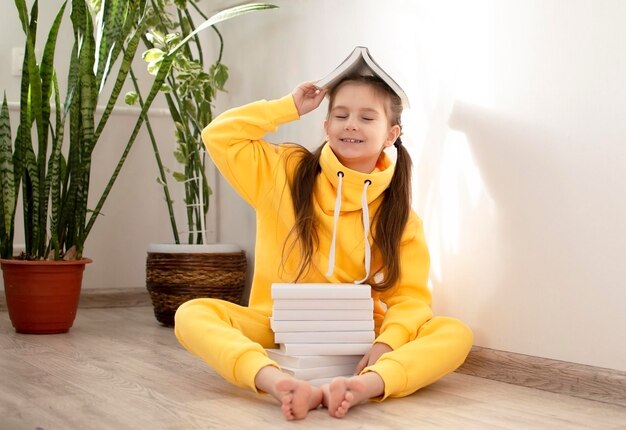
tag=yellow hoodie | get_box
[202,95,433,352]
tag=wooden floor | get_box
[1,307,625,430]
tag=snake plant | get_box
[0,0,276,260]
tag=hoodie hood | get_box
[318,143,395,213]
[317,143,395,282]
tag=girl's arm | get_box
[201,83,326,208]
[201,95,300,208]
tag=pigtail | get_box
[370,143,412,292]
[282,145,323,281]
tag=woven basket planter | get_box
[146,244,247,326]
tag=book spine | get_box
[271,283,371,299]
[270,318,375,332]
[275,331,375,344]
[272,298,373,310]
[280,343,371,356]
[266,349,362,368]
[281,363,357,380]
[272,309,373,321]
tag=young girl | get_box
[174,76,473,420]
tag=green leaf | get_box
[124,91,139,105]
[95,0,130,89]
[46,72,65,260]
[164,32,181,45]
[211,63,229,90]
[173,148,186,164]
[94,10,148,141]
[0,95,16,239]
[89,0,103,14]
[143,47,165,62]
[170,3,279,57]
[172,171,185,182]
[14,0,29,34]
[146,59,163,75]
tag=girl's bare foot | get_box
[255,366,323,420]
[276,378,323,420]
[321,373,385,418]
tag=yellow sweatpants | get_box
[174,298,473,399]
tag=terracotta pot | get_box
[1,258,92,334]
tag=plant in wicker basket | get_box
[133,2,278,325]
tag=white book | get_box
[275,331,375,344]
[265,349,363,369]
[315,46,410,108]
[270,318,375,333]
[266,348,361,369]
[280,343,371,356]
[272,298,373,310]
[271,283,371,300]
[272,308,372,321]
[281,363,357,381]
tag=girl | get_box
[174,76,473,420]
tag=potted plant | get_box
[0,0,164,333]
[0,0,266,333]
[127,0,277,326]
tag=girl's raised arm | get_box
[201,94,300,208]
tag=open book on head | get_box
[315,46,410,109]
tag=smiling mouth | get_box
[340,138,364,143]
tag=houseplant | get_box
[127,0,277,326]
[0,0,161,333]
[0,0,268,333]
[0,0,163,333]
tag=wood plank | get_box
[0,307,625,429]
[0,287,151,310]
[458,346,626,407]
[79,287,151,308]
[2,294,626,423]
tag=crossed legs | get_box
[176,300,472,420]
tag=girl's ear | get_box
[323,119,328,135]
[384,124,402,148]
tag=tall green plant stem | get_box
[128,66,180,243]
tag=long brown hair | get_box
[287,75,412,292]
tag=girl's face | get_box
[324,82,401,173]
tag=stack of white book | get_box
[266,283,374,385]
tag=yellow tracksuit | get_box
[174,95,473,399]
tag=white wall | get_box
[213,0,626,372]
[2,0,625,372]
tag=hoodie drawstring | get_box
[325,174,372,284]
[325,172,344,277]
[354,180,371,284]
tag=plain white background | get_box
[1,0,625,372]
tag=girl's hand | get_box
[291,82,327,116]
[354,342,393,375]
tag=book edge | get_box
[314,46,409,108]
